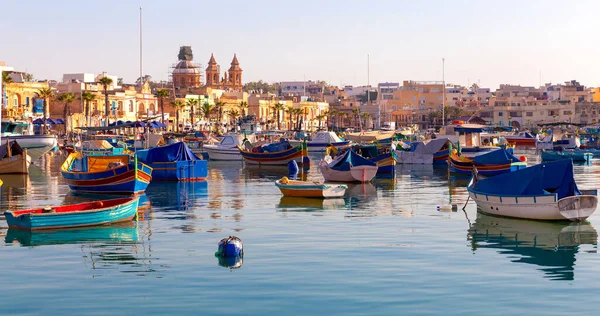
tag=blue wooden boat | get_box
[136,142,207,181]
[238,139,308,165]
[541,150,592,162]
[4,222,139,246]
[352,144,396,178]
[450,148,527,176]
[61,153,152,194]
[4,197,139,230]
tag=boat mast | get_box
[442,58,445,126]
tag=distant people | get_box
[27,117,34,135]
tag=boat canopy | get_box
[137,142,199,163]
[453,124,493,133]
[312,131,344,143]
[470,159,580,199]
[262,139,293,152]
[329,150,377,171]
[472,148,521,165]
[0,140,25,159]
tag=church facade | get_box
[205,54,243,92]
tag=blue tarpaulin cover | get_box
[470,159,580,199]
[472,148,521,165]
[330,150,377,171]
[262,139,292,153]
[137,142,200,163]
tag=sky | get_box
[2,0,599,89]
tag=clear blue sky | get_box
[2,0,598,89]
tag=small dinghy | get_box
[467,159,598,221]
[541,150,592,162]
[275,176,347,198]
[215,236,243,257]
[4,197,139,230]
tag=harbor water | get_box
[1,150,600,315]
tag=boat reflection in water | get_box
[145,181,208,212]
[217,255,244,270]
[468,212,598,281]
[277,196,347,212]
[0,174,31,188]
[5,222,139,247]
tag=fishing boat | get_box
[136,141,207,181]
[0,140,31,174]
[504,132,537,147]
[203,133,257,161]
[351,144,396,177]
[2,120,58,160]
[318,149,378,183]
[289,131,350,152]
[61,153,152,194]
[275,176,347,198]
[4,197,139,230]
[449,148,527,176]
[238,139,308,166]
[437,124,507,158]
[344,130,395,144]
[541,150,592,162]
[467,159,598,221]
[79,140,126,156]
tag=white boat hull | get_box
[0,153,31,174]
[204,146,243,161]
[318,161,378,183]
[469,191,598,221]
[3,135,57,160]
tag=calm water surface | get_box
[1,151,600,315]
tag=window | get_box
[498,112,503,117]
[438,96,443,101]
[432,88,439,93]
[411,96,416,101]
[129,101,134,112]
[563,111,570,115]
[526,112,533,117]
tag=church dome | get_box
[173,60,201,74]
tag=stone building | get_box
[205,54,243,91]
[172,46,202,90]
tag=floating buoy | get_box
[215,236,243,258]
[218,256,244,269]
[437,205,453,212]
[288,160,299,176]
[519,156,527,162]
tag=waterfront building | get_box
[378,82,399,101]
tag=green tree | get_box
[154,89,170,128]
[271,102,285,130]
[186,98,198,128]
[2,71,13,109]
[98,76,113,127]
[239,101,249,116]
[57,92,75,133]
[352,108,361,129]
[228,109,240,128]
[361,112,370,128]
[81,91,96,127]
[294,108,303,130]
[25,73,34,82]
[171,100,185,132]
[316,114,326,130]
[285,107,294,131]
[36,87,53,134]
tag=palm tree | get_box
[285,107,294,130]
[239,101,249,117]
[154,89,169,128]
[171,100,185,132]
[36,87,53,134]
[316,114,326,130]
[361,112,370,129]
[186,98,198,129]
[57,92,75,133]
[228,109,240,128]
[294,108,303,130]
[98,76,113,127]
[215,100,225,132]
[341,112,349,129]
[271,102,285,130]
[352,108,360,129]
[81,91,95,127]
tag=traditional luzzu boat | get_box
[203,133,257,161]
[289,131,350,152]
[467,159,598,221]
[78,140,126,156]
[4,222,139,246]
[504,132,537,147]
[275,176,347,198]
[238,139,308,166]
[541,150,592,162]
[449,148,527,177]
[4,197,139,230]
[318,149,378,183]
[136,142,207,181]
[61,153,152,194]
[350,144,396,177]
[0,140,31,174]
